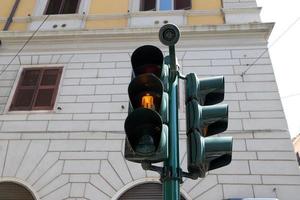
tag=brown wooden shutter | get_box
[0,182,34,200]
[32,68,62,110]
[140,0,156,11]
[61,0,80,14]
[10,67,62,111]
[45,0,62,14]
[119,183,186,200]
[45,0,80,14]
[10,69,42,111]
[174,0,191,10]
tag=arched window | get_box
[118,183,186,200]
[0,182,35,200]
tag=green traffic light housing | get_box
[124,45,169,164]
[185,72,233,178]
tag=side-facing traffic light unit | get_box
[124,45,169,164]
[185,73,233,178]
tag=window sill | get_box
[28,14,86,31]
[6,109,57,114]
[128,9,223,27]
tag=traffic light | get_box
[185,73,233,178]
[124,45,169,164]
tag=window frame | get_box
[44,0,81,15]
[9,66,63,112]
[139,0,191,11]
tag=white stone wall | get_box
[223,0,258,8]
[0,25,300,200]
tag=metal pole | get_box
[163,45,180,200]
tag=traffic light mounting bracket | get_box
[141,162,198,182]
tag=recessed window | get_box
[140,0,191,11]
[0,182,35,200]
[10,67,62,111]
[45,0,80,15]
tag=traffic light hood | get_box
[186,73,225,106]
[131,45,164,78]
[186,100,228,137]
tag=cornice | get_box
[0,23,274,40]
[0,23,274,52]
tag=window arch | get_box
[0,181,36,200]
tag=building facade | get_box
[0,0,300,199]
[292,134,300,165]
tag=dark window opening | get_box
[174,0,191,10]
[140,0,156,11]
[45,0,80,15]
[10,67,62,111]
[119,183,186,200]
[0,182,35,200]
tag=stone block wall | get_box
[0,28,299,199]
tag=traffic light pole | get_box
[163,45,180,200]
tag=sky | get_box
[256,0,300,138]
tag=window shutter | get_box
[45,0,80,15]
[174,0,191,10]
[10,69,42,111]
[45,0,62,15]
[140,0,156,11]
[32,68,62,110]
[61,0,80,14]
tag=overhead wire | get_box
[281,92,300,99]
[0,15,49,76]
[241,15,300,76]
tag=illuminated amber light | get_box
[141,94,155,109]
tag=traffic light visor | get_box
[131,45,164,77]
[186,73,225,105]
[186,100,228,136]
[205,137,233,170]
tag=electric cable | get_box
[241,15,300,76]
[0,15,49,76]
